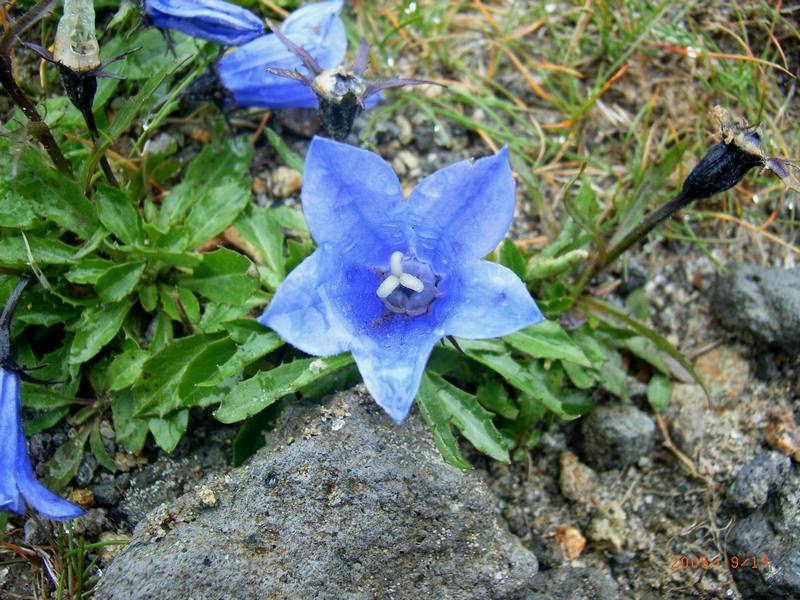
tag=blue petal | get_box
[350,319,441,424]
[145,0,265,47]
[0,369,25,514]
[303,137,408,261]
[217,1,346,108]
[0,369,83,520]
[259,251,352,356]
[407,147,516,262]
[439,260,543,338]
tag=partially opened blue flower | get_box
[260,138,544,423]
[1,279,83,520]
[217,0,347,108]
[143,0,265,47]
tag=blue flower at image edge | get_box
[217,0,347,109]
[260,137,544,424]
[144,0,265,47]
[1,368,84,520]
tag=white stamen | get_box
[399,273,424,292]
[376,275,401,298]
[390,251,403,276]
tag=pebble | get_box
[391,150,420,176]
[554,525,586,561]
[663,383,708,456]
[728,450,791,512]
[268,167,302,198]
[580,403,655,470]
[693,346,750,405]
[559,451,599,503]
[587,501,627,553]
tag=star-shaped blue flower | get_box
[259,137,544,423]
[217,0,347,109]
[1,280,83,521]
[143,0,265,47]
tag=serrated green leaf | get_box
[271,206,307,232]
[180,248,258,304]
[476,379,518,419]
[461,341,574,419]
[66,258,115,284]
[90,423,117,472]
[199,325,283,387]
[177,337,237,399]
[0,235,77,266]
[184,182,250,250]
[421,372,510,463]
[417,376,471,469]
[96,261,147,302]
[234,205,285,287]
[134,332,226,416]
[177,287,201,323]
[504,321,591,366]
[69,298,136,364]
[111,390,149,453]
[148,409,189,452]
[46,428,90,491]
[106,348,149,391]
[96,186,143,244]
[647,375,672,412]
[215,353,354,423]
[0,185,37,227]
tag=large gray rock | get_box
[711,263,800,353]
[96,387,538,600]
[726,463,800,599]
[527,567,620,600]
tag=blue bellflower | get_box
[260,138,544,423]
[143,0,265,47]
[1,279,83,520]
[217,0,347,109]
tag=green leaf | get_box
[234,205,285,287]
[461,341,574,419]
[498,238,526,279]
[69,298,136,364]
[96,186,143,244]
[647,375,672,412]
[106,348,149,391]
[96,261,147,302]
[23,406,70,436]
[0,235,77,266]
[149,409,189,452]
[111,390,149,453]
[264,127,305,172]
[199,324,283,387]
[90,423,117,472]
[271,206,307,232]
[46,427,90,491]
[420,372,510,463]
[126,245,202,268]
[82,56,185,191]
[215,354,354,423]
[579,297,708,397]
[156,137,252,234]
[20,383,81,409]
[66,257,115,284]
[139,284,158,312]
[561,360,596,389]
[177,287,201,323]
[476,379,518,419]
[417,376,471,469]
[177,337,237,401]
[134,332,226,416]
[504,321,591,366]
[180,248,258,304]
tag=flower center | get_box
[375,252,441,317]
